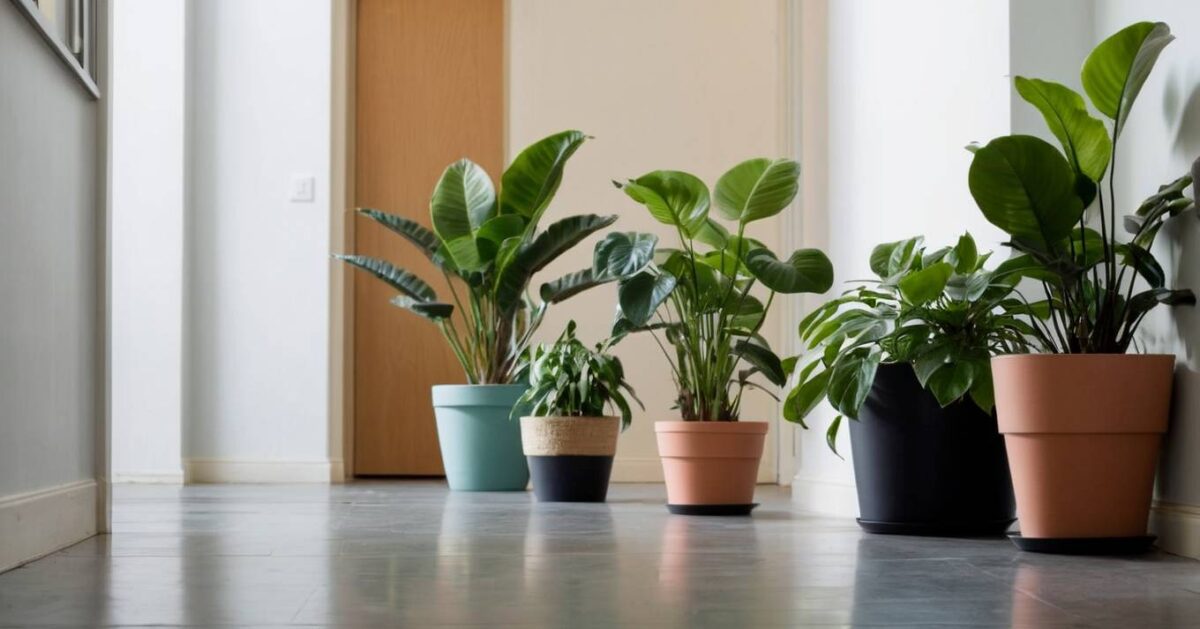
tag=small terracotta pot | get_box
[655,421,767,514]
[992,354,1173,540]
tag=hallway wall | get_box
[508,0,790,481]
[0,3,103,570]
[184,0,333,481]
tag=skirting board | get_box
[791,475,859,518]
[0,480,98,573]
[183,459,332,484]
[1151,500,1200,560]
[112,471,183,484]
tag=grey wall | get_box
[0,5,101,497]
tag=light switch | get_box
[289,174,316,203]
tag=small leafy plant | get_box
[336,131,631,384]
[786,233,1043,453]
[967,21,1195,354]
[602,159,834,421]
[513,321,642,430]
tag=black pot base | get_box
[1009,534,1156,555]
[857,518,1015,537]
[527,455,613,503]
[666,503,758,516]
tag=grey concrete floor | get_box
[1,483,1199,627]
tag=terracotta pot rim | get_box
[992,353,1175,362]
[654,420,767,434]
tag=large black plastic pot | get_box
[848,363,1015,536]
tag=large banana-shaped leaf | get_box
[618,271,678,326]
[389,295,453,321]
[617,170,709,235]
[500,130,587,222]
[1014,77,1111,181]
[335,254,436,302]
[1081,22,1173,138]
[593,231,658,278]
[540,268,614,303]
[713,158,801,224]
[431,159,495,270]
[967,135,1084,250]
[744,248,833,294]
[357,209,439,258]
[492,214,618,312]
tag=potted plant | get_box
[967,21,1195,552]
[513,321,641,502]
[336,130,630,491]
[605,158,834,514]
[787,233,1042,535]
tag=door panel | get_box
[353,0,504,475]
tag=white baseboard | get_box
[0,480,97,573]
[329,458,346,483]
[1151,500,1200,559]
[791,474,859,517]
[183,459,332,483]
[112,471,183,484]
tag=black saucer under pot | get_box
[849,363,1015,536]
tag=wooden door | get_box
[353,0,504,475]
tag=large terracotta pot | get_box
[654,421,767,515]
[992,354,1173,551]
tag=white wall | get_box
[793,0,1012,514]
[509,0,790,481]
[110,0,185,483]
[1089,0,1200,558]
[0,2,102,570]
[184,0,332,481]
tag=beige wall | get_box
[509,0,792,481]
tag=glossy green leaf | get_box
[734,341,786,387]
[692,218,730,249]
[1014,77,1112,180]
[782,367,830,427]
[744,248,834,294]
[1081,22,1174,137]
[593,231,658,279]
[389,296,453,321]
[949,232,978,273]
[968,135,1085,250]
[540,268,613,304]
[500,130,587,219]
[493,214,617,311]
[357,209,439,259]
[1116,242,1165,288]
[430,159,495,269]
[825,415,844,457]
[826,347,880,420]
[618,272,678,326]
[617,170,710,235]
[334,255,436,302]
[926,360,975,407]
[713,158,801,224]
[897,262,952,305]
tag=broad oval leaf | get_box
[744,248,834,294]
[474,214,527,263]
[734,341,787,387]
[783,367,830,427]
[692,218,730,249]
[618,271,678,326]
[1081,22,1173,138]
[617,170,710,235]
[500,130,587,220]
[594,231,659,279]
[430,159,495,269]
[713,158,801,224]
[826,346,881,420]
[898,262,953,305]
[1014,77,1112,181]
[968,135,1084,250]
[949,232,978,273]
[927,360,976,407]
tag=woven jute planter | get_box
[520,416,619,503]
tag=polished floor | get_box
[1,483,1199,627]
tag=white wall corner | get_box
[183,460,332,484]
[1151,501,1200,560]
[0,481,98,573]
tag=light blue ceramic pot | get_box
[432,384,529,491]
